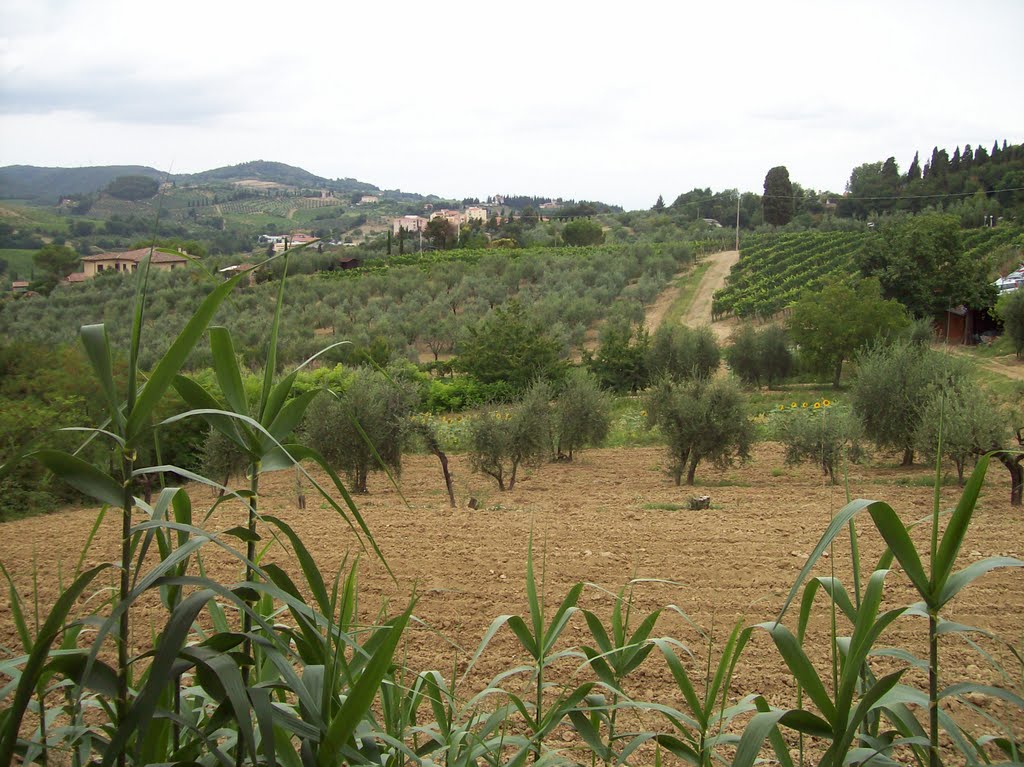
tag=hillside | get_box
[0,161,382,203]
[0,164,165,202]
[179,160,380,194]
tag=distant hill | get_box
[0,160,382,202]
[0,165,165,202]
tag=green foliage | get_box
[302,366,419,492]
[105,174,160,201]
[713,231,871,319]
[852,340,973,465]
[457,301,564,391]
[770,402,864,484]
[32,243,79,289]
[762,166,794,226]
[468,382,552,490]
[725,324,793,388]
[647,324,720,382]
[561,219,605,246]
[915,386,1007,484]
[199,426,248,487]
[645,375,753,485]
[859,213,998,317]
[788,277,909,388]
[585,315,650,393]
[995,288,1024,357]
[551,368,612,460]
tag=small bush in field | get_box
[725,324,793,388]
[852,340,972,466]
[645,375,752,485]
[647,324,720,382]
[915,387,1007,485]
[552,368,612,460]
[200,427,249,490]
[468,382,552,491]
[302,366,419,492]
[770,401,864,484]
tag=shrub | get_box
[468,382,552,490]
[915,386,1007,485]
[585,316,649,393]
[852,341,972,466]
[199,427,249,490]
[996,288,1024,357]
[645,375,753,485]
[770,402,864,484]
[561,219,605,246]
[551,368,612,460]
[302,366,419,492]
[456,301,564,391]
[647,324,719,382]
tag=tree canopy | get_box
[788,278,908,388]
[763,166,795,226]
[857,213,997,317]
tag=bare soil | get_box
[2,444,1021,755]
[683,249,740,338]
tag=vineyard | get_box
[212,196,344,216]
[713,227,1024,320]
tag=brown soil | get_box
[2,445,1021,756]
[683,250,740,339]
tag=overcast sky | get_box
[2,0,1022,210]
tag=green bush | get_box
[585,316,649,393]
[468,382,552,490]
[647,324,720,382]
[456,301,564,391]
[551,368,612,460]
[645,375,752,485]
[852,340,972,465]
[770,402,864,484]
[725,324,794,388]
[996,288,1024,357]
[915,386,1007,485]
[302,366,419,492]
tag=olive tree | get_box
[851,340,972,466]
[726,324,793,389]
[645,375,753,485]
[551,368,612,460]
[915,387,1007,485]
[302,366,419,492]
[468,381,552,491]
[770,404,865,484]
[647,324,720,382]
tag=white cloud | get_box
[2,0,1023,209]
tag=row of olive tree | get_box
[467,370,613,491]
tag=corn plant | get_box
[573,581,660,766]
[735,454,1024,766]
[467,538,592,762]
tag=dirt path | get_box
[943,345,1024,382]
[681,249,739,338]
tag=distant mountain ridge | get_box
[0,160,381,202]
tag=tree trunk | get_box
[989,429,1023,507]
[832,359,844,389]
[901,447,914,467]
[431,446,456,508]
[686,458,698,486]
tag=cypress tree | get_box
[907,151,922,182]
[763,166,795,226]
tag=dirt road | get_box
[682,249,739,337]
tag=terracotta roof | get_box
[64,272,89,283]
[81,248,188,264]
[11,280,30,288]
